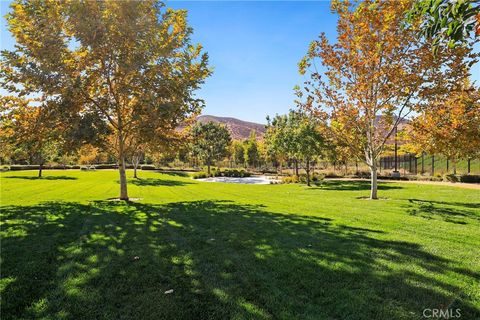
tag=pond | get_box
[197,175,278,184]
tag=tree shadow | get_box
[3,175,78,180]
[406,199,480,224]
[408,198,480,210]
[310,180,402,191]
[1,200,479,319]
[127,178,192,187]
[156,171,190,177]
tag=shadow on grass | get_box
[1,200,479,319]
[127,177,192,187]
[309,180,402,191]
[408,198,480,210]
[406,199,480,224]
[3,175,78,180]
[157,171,191,177]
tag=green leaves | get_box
[190,122,232,166]
[407,0,479,51]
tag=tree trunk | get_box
[306,159,311,186]
[118,132,129,201]
[467,158,471,174]
[132,155,139,179]
[370,165,378,200]
[207,163,211,175]
[452,159,456,175]
[295,159,299,177]
[38,162,43,178]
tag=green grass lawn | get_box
[1,170,479,320]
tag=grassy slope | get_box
[0,170,479,320]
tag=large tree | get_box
[1,0,211,200]
[190,121,231,175]
[297,0,476,199]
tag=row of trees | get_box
[1,0,479,200]
[1,0,211,200]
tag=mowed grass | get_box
[0,170,479,320]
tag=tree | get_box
[297,0,476,199]
[231,140,245,167]
[191,122,231,174]
[265,111,303,177]
[0,96,60,177]
[265,114,289,176]
[244,130,260,169]
[407,0,480,50]
[293,113,325,186]
[408,84,480,174]
[1,0,211,200]
[78,144,102,166]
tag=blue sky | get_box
[1,1,479,123]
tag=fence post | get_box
[421,152,425,174]
[431,155,435,176]
[409,154,412,174]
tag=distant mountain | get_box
[197,115,266,140]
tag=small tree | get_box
[231,140,245,167]
[244,130,260,169]
[191,122,231,174]
[78,144,101,166]
[0,96,60,177]
[293,114,325,186]
[265,111,302,177]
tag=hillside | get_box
[197,115,266,140]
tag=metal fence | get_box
[379,154,479,175]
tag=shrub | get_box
[141,165,156,170]
[94,164,118,170]
[313,173,325,187]
[192,171,209,179]
[323,171,342,178]
[443,174,459,183]
[282,175,299,184]
[10,165,40,171]
[355,171,370,179]
[239,170,251,178]
[459,174,480,183]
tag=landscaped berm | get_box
[1,170,479,319]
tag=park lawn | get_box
[0,170,479,320]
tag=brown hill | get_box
[197,115,266,140]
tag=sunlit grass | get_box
[1,170,479,319]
